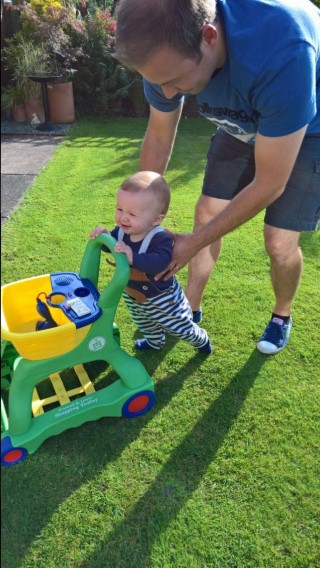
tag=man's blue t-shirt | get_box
[144,0,320,143]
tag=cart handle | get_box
[79,233,130,311]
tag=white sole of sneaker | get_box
[257,341,283,354]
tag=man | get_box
[114,0,320,354]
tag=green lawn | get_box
[1,118,319,568]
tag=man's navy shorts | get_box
[202,129,320,232]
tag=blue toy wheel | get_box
[1,437,28,467]
[122,390,155,418]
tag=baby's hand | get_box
[89,226,110,239]
[114,241,133,264]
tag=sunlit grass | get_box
[1,118,319,568]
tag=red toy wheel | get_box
[1,437,28,467]
[122,390,155,418]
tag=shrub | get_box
[3,2,134,116]
[17,3,86,82]
[2,33,53,102]
[29,0,63,15]
[72,9,134,116]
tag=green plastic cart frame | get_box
[1,234,155,466]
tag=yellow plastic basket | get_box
[1,275,91,360]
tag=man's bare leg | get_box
[264,225,303,316]
[257,225,302,354]
[185,195,229,311]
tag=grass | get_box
[1,118,319,568]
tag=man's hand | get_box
[157,127,308,282]
[155,232,199,281]
[114,240,133,265]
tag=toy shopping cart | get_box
[1,233,155,466]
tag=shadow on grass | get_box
[60,117,213,191]
[64,118,213,149]
[63,118,148,149]
[1,345,266,568]
[76,350,266,568]
[85,334,179,392]
[1,343,205,568]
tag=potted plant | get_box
[1,34,52,123]
[17,2,86,124]
[47,51,77,124]
[1,83,27,122]
[47,79,76,124]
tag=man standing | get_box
[114,0,320,354]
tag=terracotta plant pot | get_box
[24,99,45,123]
[11,104,27,123]
[47,82,75,124]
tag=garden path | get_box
[1,134,62,228]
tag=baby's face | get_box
[115,188,163,240]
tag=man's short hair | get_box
[115,0,217,67]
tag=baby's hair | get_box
[120,171,171,215]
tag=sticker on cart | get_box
[88,336,106,352]
[67,298,91,317]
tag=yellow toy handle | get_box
[79,233,130,311]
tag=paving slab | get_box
[1,135,61,174]
[1,135,61,226]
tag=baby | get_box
[90,171,212,354]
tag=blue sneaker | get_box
[193,309,202,324]
[257,317,292,354]
[198,339,213,355]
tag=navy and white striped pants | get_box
[123,279,209,350]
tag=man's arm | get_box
[140,103,183,174]
[159,126,307,278]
